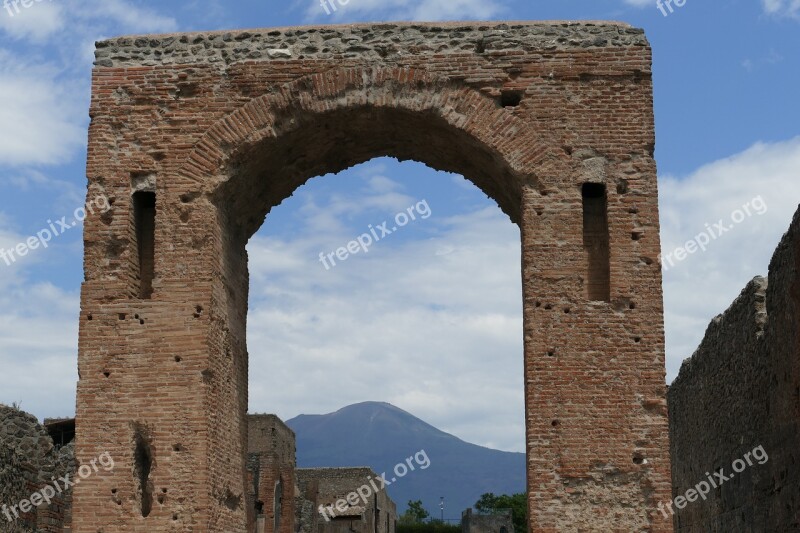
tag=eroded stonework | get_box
[668,207,800,531]
[75,21,672,532]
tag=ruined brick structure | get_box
[668,206,800,531]
[75,21,673,531]
[295,468,396,533]
[0,406,75,532]
[246,415,296,533]
[461,508,515,533]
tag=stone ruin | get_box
[0,17,795,533]
[74,20,673,531]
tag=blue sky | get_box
[0,0,798,453]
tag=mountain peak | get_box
[286,402,525,516]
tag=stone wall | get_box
[0,405,75,532]
[668,206,800,531]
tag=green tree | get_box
[474,493,527,533]
[399,500,430,524]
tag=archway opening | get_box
[246,156,526,528]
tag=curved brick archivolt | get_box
[178,66,552,236]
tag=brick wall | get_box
[75,21,672,531]
[296,467,397,533]
[247,414,296,533]
[668,206,800,531]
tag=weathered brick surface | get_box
[295,467,396,533]
[75,21,672,532]
[668,207,800,531]
[246,415,296,533]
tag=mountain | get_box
[285,402,525,519]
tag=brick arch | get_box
[176,66,556,234]
[75,23,673,533]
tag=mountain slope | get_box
[286,402,525,518]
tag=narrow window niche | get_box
[582,183,611,302]
[133,191,156,299]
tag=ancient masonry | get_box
[75,21,673,531]
[296,467,397,533]
[0,406,75,532]
[668,206,800,531]
[247,415,296,533]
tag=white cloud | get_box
[0,51,86,167]
[0,220,79,419]
[660,136,800,381]
[308,0,505,21]
[0,1,65,42]
[762,0,800,18]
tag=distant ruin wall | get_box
[668,207,800,531]
[0,406,75,532]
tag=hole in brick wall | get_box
[193,305,203,318]
[640,256,654,266]
[535,301,541,308]
[628,207,639,214]
[103,371,110,378]
[551,420,559,427]
[173,513,179,521]
[629,302,636,310]
[475,38,486,54]
[633,454,644,465]
[563,146,573,156]
[582,183,611,302]
[87,314,93,321]
[547,351,555,357]
[563,308,571,314]
[133,426,154,518]
[634,337,642,343]
[173,444,182,452]
[158,493,165,504]
[174,356,182,363]
[536,209,543,216]
[135,314,139,319]
[179,192,199,204]
[139,319,145,325]
[616,179,629,195]
[133,191,156,299]
[631,232,642,241]
[544,304,553,310]
[118,313,126,320]
[499,90,523,108]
